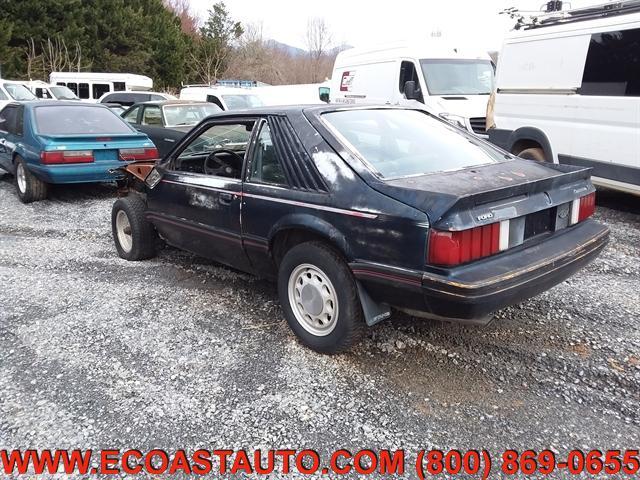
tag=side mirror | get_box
[318,86,330,103]
[404,81,420,100]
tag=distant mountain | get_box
[265,40,353,57]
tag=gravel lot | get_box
[0,170,639,476]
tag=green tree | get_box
[190,2,243,84]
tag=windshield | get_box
[50,85,78,100]
[4,83,37,101]
[323,109,504,179]
[221,94,263,110]
[163,103,222,127]
[35,106,134,135]
[420,59,494,96]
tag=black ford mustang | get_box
[111,105,609,353]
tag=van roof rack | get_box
[508,0,640,30]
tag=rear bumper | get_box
[29,161,126,184]
[351,219,609,322]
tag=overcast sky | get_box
[188,0,606,51]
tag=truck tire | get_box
[15,156,48,203]
[111,195,158,261]
[518,147,547,162]
[278,241,364,354]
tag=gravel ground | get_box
[0,171,639,478]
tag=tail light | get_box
[570,192,596,224]
[40,150,94,164]
[428,222,509,266]
[119,147,159,161]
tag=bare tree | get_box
[164,0,200,36]
[25,38,38,79]
[305,17,332,82]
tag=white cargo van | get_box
[329,42,494,136]
[489,0,640,196]
[179,85,264,110]
[49,72,153,102]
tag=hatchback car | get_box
[0,101,157,203]
[122,100,222,157]
[110,105,609,353]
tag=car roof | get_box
[131,100,212,107]
[18,100,110,109]
[201,103,424,117]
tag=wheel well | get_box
[270,228,345,266]
[511,139,542,156]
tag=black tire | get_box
[14,156,48,203]
[518,147,547,162]
[111,195,158,261]
[278,241,364,354]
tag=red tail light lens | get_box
[578,192,596,222]
[428,223,501,266]
[119,147,159,161]
[40,150,94,164]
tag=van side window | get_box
[78,83,90,99]
[93,83,111,99]
[581,28,640,96]
[113,82,126,92]
[399,61,424,101]
[67,83,78,95]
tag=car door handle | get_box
[219,192,234,205]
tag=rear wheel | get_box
[15,156,48,203]
[278,241,364,354]
[111,195,158,261]
[518,147,547,162]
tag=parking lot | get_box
[0,172,639,465]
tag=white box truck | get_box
[329,42,494,136]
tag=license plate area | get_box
[524,207,555,240]
[93,149,118,161]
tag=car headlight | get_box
[439,113,467,130]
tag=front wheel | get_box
[278,241,364,354]
[111,195,158,261]
[15,156,48,203]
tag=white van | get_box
[23,80,78,100]
[252,82,330,106]
[49,72,153,102]
[489,1,640,196]
[179,85,263,110]
[329,42,495,136]
[0,80,37,110]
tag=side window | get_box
[172,121,254,179]
[113,82,126,92]
[206,94,225,110]
[56,82,66,87]
[0,107,17,134]
[14,107,24,136]
[93,83,111,99]
[67,83,78,95]
[123,106,141,124]
[399,60,424,101]
[581,28,640,96]
[0,89,8,101]
[78,83,90,99]
[141,106,162,126]
[249,122,287,185]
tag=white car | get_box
[489,1,640,196]
[329,42,495,136]
[23,80,79,100]
[0,80,37,110]
[97,91,176,107]
[179,85,263,110]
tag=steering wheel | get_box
[203,148,244,177]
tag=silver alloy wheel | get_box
[288,263,339,337]
[16,162,26,194]
[115,210,133,253]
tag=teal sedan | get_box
[0,101,158,203]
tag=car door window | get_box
[0,107,17,134]
[249,121,287,185]
[0,89,7,101]
[123,106,141,124]
[141,106,162,126]
[172,121,255,179]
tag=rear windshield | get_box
[34,106,134,135]
[221,94,263,110]
[322,109,504,178]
